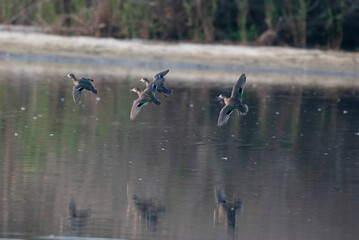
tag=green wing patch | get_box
[137,100,148,107]
[238,88,243,98]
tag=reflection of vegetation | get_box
[0,0,358,49]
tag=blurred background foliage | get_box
[0,0,358,50]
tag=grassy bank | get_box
[0,0,358,50]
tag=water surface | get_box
[1,52,358,78]
[0,73,358,240]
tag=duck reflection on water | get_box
[68,198,92,229]
[126,185,166,232]
[214,187,242,228]
[132,194,166,224]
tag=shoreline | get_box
[0,30,358,87]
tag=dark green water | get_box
[0,73,358,240]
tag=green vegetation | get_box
[0,0,358,50]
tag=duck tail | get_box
[162,87,173,97]
[151,96,161,105]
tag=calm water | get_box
[0,72,358,240]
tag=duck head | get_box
[130,87,141,94]
[66,73,76,80]
[140,78,150,85]
[218,94,226,100]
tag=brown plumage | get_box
[130,87,161,120]
[66,73,97,104]
[217,74,248,126]
[140,69,172,97]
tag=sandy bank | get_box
[0,29,358,87]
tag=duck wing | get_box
[153,69,169,81]
[73,85,85,104]
[231,74,246,100]
[130,98,148,120]
[217,105,234,126]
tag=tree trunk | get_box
[238,0,248,43]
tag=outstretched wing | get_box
[73,85,84,104]
[217,105,234,127]
[231,74,246,100]
[153,69,169,81]
[130,98,148,120]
